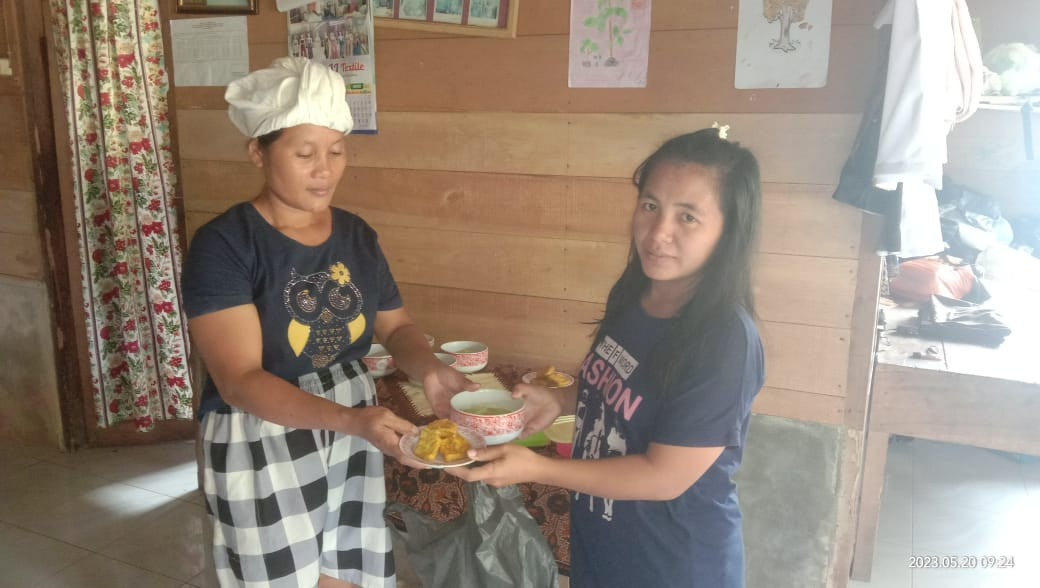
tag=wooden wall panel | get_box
[0,95,29,142]
[0,143,34,191]
[0,232,43,279]
[181,162,861,260]
[397,283,601,370]
[396,282,850,405]
[760,322,849,397]
[755,254,856,329]
[371,27,877,115]
[177,110,859,185]
[0,189,37,235]
[753,387,845,426]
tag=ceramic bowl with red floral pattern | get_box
[449,388,525,445]
[440,340,489,374]
[362,344,396,377]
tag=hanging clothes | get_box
[833,27,904,254]
[835,0,983,258]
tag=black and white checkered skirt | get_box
[201,361,396,587]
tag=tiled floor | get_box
[2,437,1035,587]
[849,436,1040,588]
[0,439,564,588]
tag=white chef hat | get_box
[225,57,353,138]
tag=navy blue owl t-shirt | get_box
[569,303,764,588]
[181,203,402,417]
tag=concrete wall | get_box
[0,276,62,446]
[739,415,845,588]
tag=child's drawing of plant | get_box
[580,38,600,66]
[582,0,631,67]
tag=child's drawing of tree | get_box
[763,0,809,53]
[583,0,632,66]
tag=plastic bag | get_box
[888,256,976,303]
[386,482,559,588]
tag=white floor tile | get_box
[874,438,914,546]
[37,441,199,494]
[1021,456,1040,498]
[186,564,220,588]
[0,521,92,586]
[0,442,47,471]
[0,461,183,551]
[912,439,1026,514]
[848,539,912,587]
[99,499,211,582]
[912,565,1038,588]
[49,552,185,588]
[912,497,1036,556]
[3,435,1034,588]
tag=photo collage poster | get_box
[287,1,379,132]
[374,0,507,29]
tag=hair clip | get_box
[712,121,730,140]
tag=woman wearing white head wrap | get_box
[181,57,477,587]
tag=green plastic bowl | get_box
[513,431,550,447]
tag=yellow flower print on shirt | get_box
[330,262,351,285]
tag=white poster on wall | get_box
[734,0,833,89]
[169,17,249,87]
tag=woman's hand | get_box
[512,383,563,438]
[421,363,479,418]
[341,406,428,467]
[444,443,548,487]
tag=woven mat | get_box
[399,372,507,418]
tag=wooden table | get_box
[850,303,1040,580]
[376,364,573,574]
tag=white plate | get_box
[399,425,486,468]
[521,370,575,388]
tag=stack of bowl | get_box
[440,340,488,373]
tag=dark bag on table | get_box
[916,294,1012,347]
[386,482,559,588]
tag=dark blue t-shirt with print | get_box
[569,303,764,588]
[180,203,403,417]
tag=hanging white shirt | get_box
[873,0,952,191]
[872,0,983,257]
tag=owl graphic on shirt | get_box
[284,262,366,368]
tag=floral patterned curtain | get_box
[50,0,192,431]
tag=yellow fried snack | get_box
[413,426,443,461]
[440,432,471,461]
[426,418,456,431]
[413,419,472,462]
[532,366,571,387]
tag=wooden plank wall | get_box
[0,74,43,280]
[170,0,882,429]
